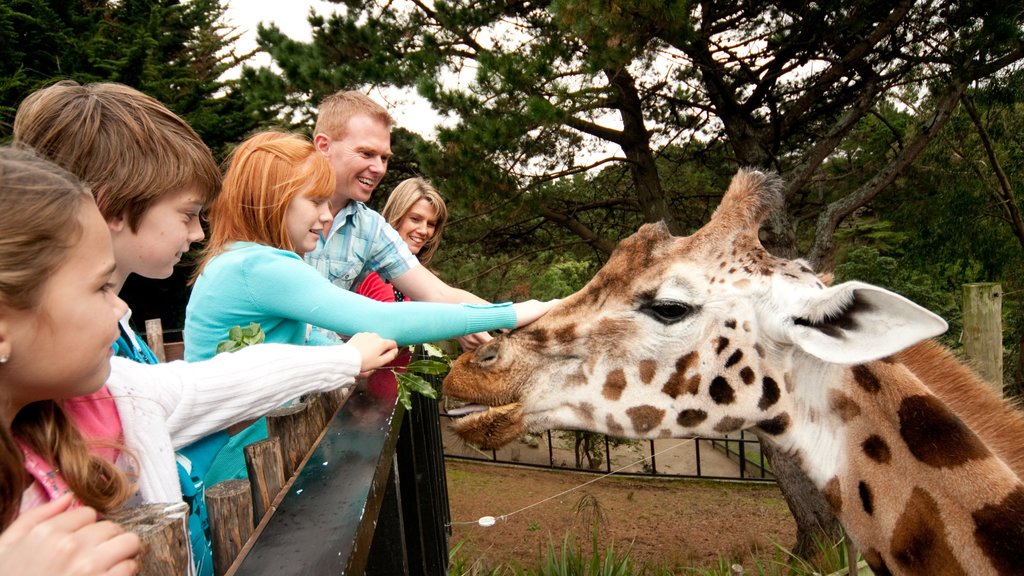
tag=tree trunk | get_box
[758,439,845,559]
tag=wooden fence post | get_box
[144,318,167,363]
[244,438,286,522]
[207,479,254,576]
[108,502,190,576]
[962,282,1003,395]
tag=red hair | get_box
[195,132,334,277]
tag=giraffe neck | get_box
[776,346,1024,576]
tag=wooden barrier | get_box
[127,321,445,574]
[108,502,190,576]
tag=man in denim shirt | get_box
[306,90,494,349]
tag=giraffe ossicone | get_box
[443,169,1024,576]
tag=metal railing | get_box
[440,414,775,482]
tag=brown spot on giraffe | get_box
[753,343,766,358]
[661,352,700,398]
[756,412,790,436]
[638,359,658,384]
[739,366,755,385]
[602,368,627,401]
[853,364,882,393]
[715,337,730,355]
[714,416,744,433]
[972,485,1024,574]
[890,487,967,575]
[898,394,989,468]
[822,476,843,513]
[725,349,743,368]
[626,405,665,434]
[605,414,625,437]
[757,376,780,410]
[858,480,874,515]
[829,389,862,422]
[862,435,892,464]
[709,376,735,404]
[571,403,596,425]
[553,324,577,343]
[677,409,707,427]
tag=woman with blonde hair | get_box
[357,177,448,302]
[184,131,553,484]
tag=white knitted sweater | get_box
[106,343,362,504]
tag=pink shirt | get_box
[18,386,124,512]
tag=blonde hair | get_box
[381,177,449,266]
[0,147,133,519]
[314,90,394,140]
[196,132,334,276]
[12,80,221,231]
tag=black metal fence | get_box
[439,413,775,482]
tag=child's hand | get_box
[0,494,141,575]
[347,332,399,372]
[512,299,561,328]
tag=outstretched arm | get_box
[391,265,489,304]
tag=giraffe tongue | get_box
[446,404,490,417]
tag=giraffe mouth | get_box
[445,402,526,450]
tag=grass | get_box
[448,493,860,576]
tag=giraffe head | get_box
[444,169,948,450]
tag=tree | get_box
[0,0,262,155]
[248,0,1024,559]
[0,0,269,328]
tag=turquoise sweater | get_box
[183,242,515,486]
[184,242,515,360]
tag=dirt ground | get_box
[445,459,797,573]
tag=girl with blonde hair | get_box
[357,177,448,301]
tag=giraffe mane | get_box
[895,339,1024,478]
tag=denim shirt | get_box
[303,200,419,290]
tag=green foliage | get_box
[394,343,450,412]
[0,0,265,156]
[215,322,265,354]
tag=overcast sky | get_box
[223,1,446,137]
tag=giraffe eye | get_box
[641,300,695,324]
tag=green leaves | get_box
[215,322,266,354]
[393,345,451,412]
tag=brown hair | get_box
[381,177,449,266]
[314,90,394,140]
[0,416,23,529]
[195,132,334,276]
[0,147,133,519]
[12,80,220,231]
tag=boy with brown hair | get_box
[12,80,222,576]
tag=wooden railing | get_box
[118,326,450,575]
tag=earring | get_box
[0,355,8,364]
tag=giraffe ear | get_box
[788,281,949,365]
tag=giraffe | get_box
[443,169,1024,575]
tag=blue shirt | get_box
[304,200,419,290]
